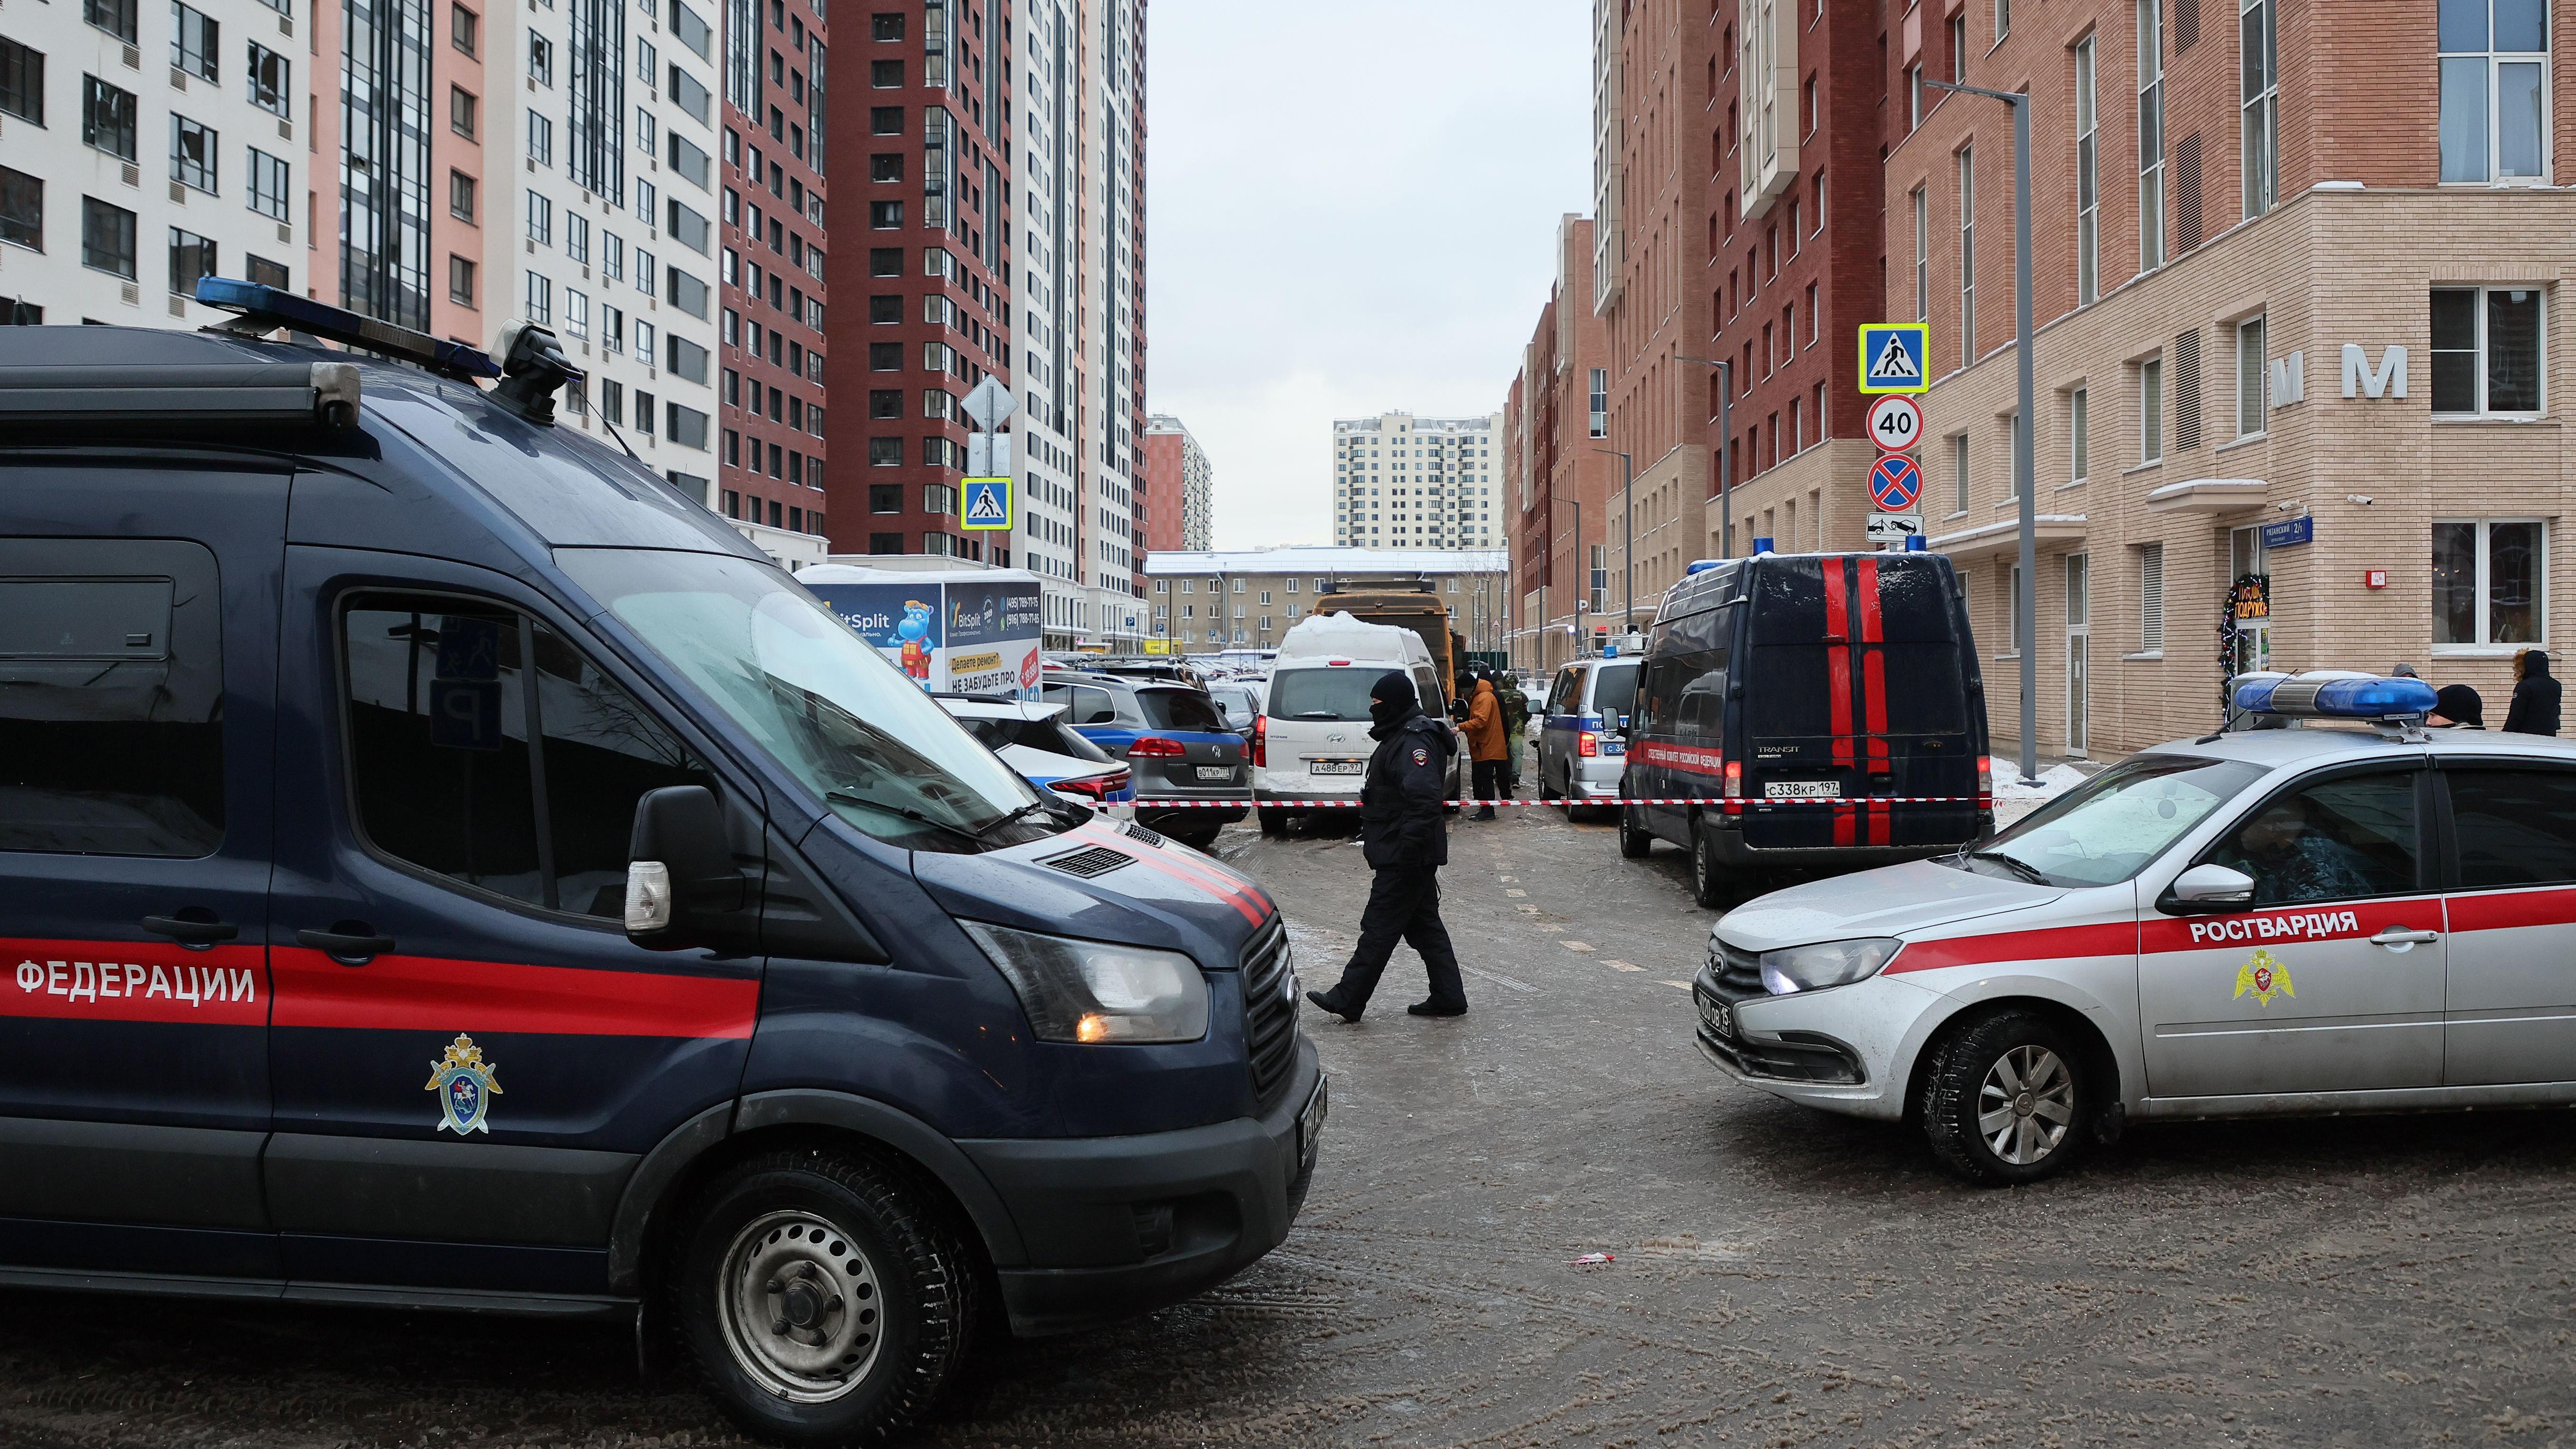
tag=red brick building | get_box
[1140,414,1210,554]
[819,0,1013,563]
[1508,214,1620,673]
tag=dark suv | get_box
[1042,671,1250,849]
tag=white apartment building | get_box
[495,0,722,498]
[0,0,308,322]
[1011,0,1143,648]
[1332,410,1503,550]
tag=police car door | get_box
[263,557,763,1293]
[0,464,286,1274]
[2435,763,2576,1086]
[2138,765,2445,1098]
[1540,666,1580,793]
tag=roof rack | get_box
[195,277,503,382]
[0,358,364,428]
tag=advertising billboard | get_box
[795,566,1045,698]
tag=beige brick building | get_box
[1891,0,2575,757]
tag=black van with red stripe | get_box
[0,288,1321,1447]
[1618,552,1993,906]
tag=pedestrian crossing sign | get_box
[1858,323,1931,394]
[960,477,1013,531]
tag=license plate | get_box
[1296,1074,1329,1166]
[1764,780,1843,799]
[1698,995,1735,1039]
[1310,760,1364,775]
[1195,765,1237,780]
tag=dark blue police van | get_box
[1618,552,1992,906]
[0,286,1322,1446]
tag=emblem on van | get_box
[1326,732,1348,744]
[426,1034,504,1135]
[2233,949,2295,1007]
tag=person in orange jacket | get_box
[1463,672,1509,820]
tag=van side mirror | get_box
[2166,863,2256,913]
[626,785,752,950]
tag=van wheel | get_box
[1921,1011,2091,1186]
[1618,804,1653,858]
[1259,807,1289,836]
[670,1148,975,1447]
[1689,818,1730,908]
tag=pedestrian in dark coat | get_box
[1305,671,1468,1023]
[2506,649,2562,736]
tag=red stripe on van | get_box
[270,949,759,1038]
[1093,830,1270,926]
[1824,563,1854,770]
[1884,921,2139,974]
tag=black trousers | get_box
[1473,759,1506,806]
[1328,864,1466,1012]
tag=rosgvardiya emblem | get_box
[2234,948,2295,1007]
[426,1034,503,1134]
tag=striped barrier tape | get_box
[1122,796,1992,809]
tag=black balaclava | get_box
[1369,670,1418,738]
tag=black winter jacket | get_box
[1358,709,1454,869]
[2506,661,2563,736]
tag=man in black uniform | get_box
[1306,672,1469,1022]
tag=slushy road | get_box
[4,808,2574,1447]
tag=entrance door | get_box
[0,466,287,1278]
[2139,767,2446,1098]
[2228,526,2270,677]
[263,554,763,1294]
[2065,554,2090,757]
[2439,765,2576,1085]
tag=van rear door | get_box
[1737,556,1980,850]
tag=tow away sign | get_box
[1858,323,1930,394]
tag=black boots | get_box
[1407,999,1469,1017]
[1305,988,1362,1024]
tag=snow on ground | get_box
[1991,759,2089,827]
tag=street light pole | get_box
[1676,357,1733,558]
[1592,448,1634,634]
[1926,76,2039,782]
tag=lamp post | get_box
[1925,75,2039,783]
[1676,356,1734,557]
[1592,448,1634,634]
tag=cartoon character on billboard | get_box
[896,600,935,683]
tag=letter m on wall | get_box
[2342,344,2409,399]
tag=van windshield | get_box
[558,549,1055,853]
[1953,754,2265,887]
[1269,668,1381,721]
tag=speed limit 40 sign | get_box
[1867,395,1925,453]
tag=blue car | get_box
[0,285,1321,1448]
[1041,671,1251,849]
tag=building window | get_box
[452,2,478,54]
[2435,519,2545,647]
[2235,315,2268,436]
[1588,368,1607,437]
[1907,64,1923,130]
[2140,356,2164,461]
[169,114,217,193]
[2138,543,2165,652]
[1948,13,1967,81]
[242,147,288,220]
[2431,286,2545,415]
[79,194,135,277]
[167,226,214,296]
[1956,147,1975,357]
[0,166,40,251]
[2069,386,2089,482]
[449,254,475,306]
[2440,0,2549,183]
[249,42,290,116]
[83,76,136,161]
[1950,432,1970,512]
[2139,0,2165,268]
[451,85,477,138]
[87,0,139,44]
[524,269,550,323]
[2075,36,2099,304]
[1910,185,1928,321]
[0,39,40,128]
[171,2,218,81]
[2240,0,2278,215]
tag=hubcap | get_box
[1976,1044,2074,1166]
[716,1210,884,1403]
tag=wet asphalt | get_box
[5,805,2576,1448]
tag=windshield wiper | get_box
[973,799,1061,838]
[1966,849,2054,886]
[825,791,987,850]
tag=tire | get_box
[1258,806,1290,836]
[1618,803,1653,858]
[1920,1010,2092,1186]
[1689,816,1728,909]
[669,1147,977,1447]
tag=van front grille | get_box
[1240,915,1299,1113]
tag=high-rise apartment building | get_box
[1141,412,1210,552]
[820,0,1011,573]
[0,0,312,323]
[715,0,830,562]
[1332,410,1503,550]
[1891,0,2576,758]
[1590,0,1711,631]
[1505,215,1616,673]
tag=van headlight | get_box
[961,923,1211,1044]
[1757,938,1902,995]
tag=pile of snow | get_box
[1275,611,1428,666]
[1991,759,2089,827]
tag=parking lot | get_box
[6,806,2576,1448]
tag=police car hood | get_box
[1715,859,2063,952]
[909,819,1277,971]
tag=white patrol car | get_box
[1695,674,2576,1183]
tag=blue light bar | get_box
[195,277,502,380]
[1686,558,1726,575]
[2233,675,2439,719]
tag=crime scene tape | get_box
[1112,796,1991,809]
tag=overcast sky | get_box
[1143,0,1592,551]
